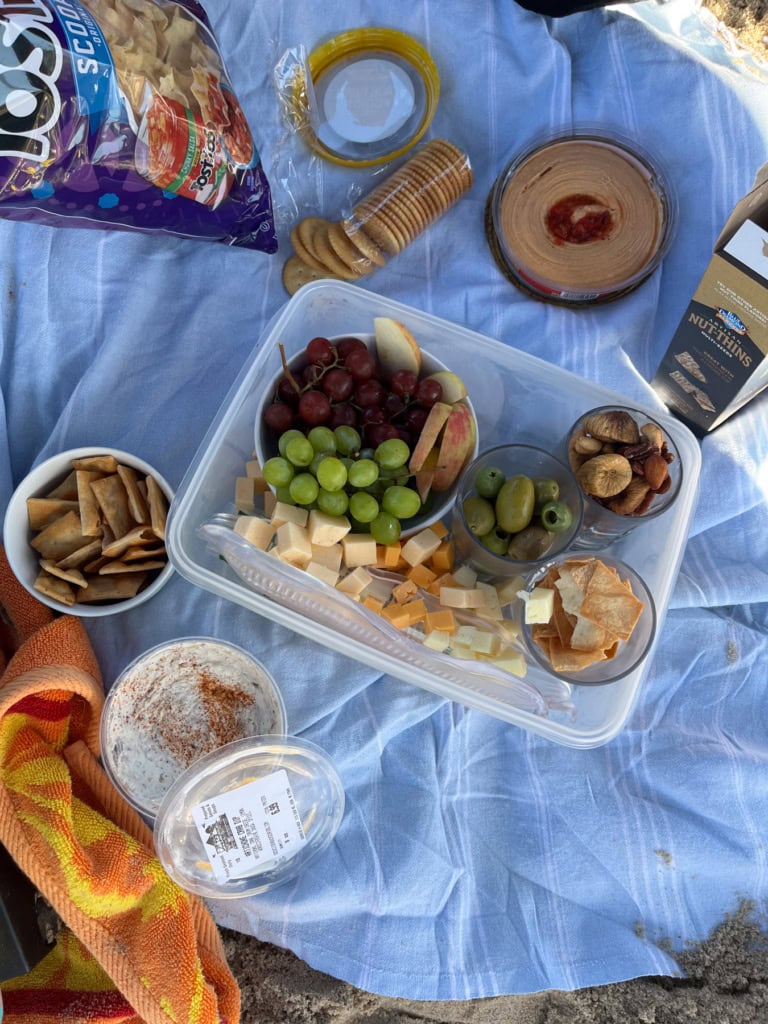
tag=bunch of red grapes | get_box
[263,336,444,450]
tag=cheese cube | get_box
[494,574,527,606]
[452,563,478,588]
[234,515,274,551]
[275,521,312,566]
[310,543,343,571]
[362,576,396,605]
[430,539,455,573]
[341,534,378,567]
[379,542,403,569]
[406,563,437,588]
[245,460,269,493]
[335,566,373,595]
[392,578,418,604]
[424,608,456,635]
[520,586,555,625]
[401,528,442,566]
[403,598,427,625]
[482,650,527,678]
[380,603,410,629]
[423,629,451,652]
[428,519,450,539]
[234,476,256,512]
[438,586,487,609]
[308,509,351,546]
[263,490,277,518]
[453,625,478,648]
[304,561,339,587]
[363,595,385,614]
[270,501,308,528]
[468,630,501,657]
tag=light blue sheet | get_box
[2,0,768,1001]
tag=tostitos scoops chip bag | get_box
[0,0,277,249]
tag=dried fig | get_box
[573,433,603,455]
[640,422,664,448]
[606,477,651,515]
[584,411,640,445]
[576,454,633,498]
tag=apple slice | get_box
[414,447,440,503]
[423,370,468,404]
[408,401,453,473]
[374,317,422,380]
[432,403,476,492]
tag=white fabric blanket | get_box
[2,0,768,1000]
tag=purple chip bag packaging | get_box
[0,0,277,250]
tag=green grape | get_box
[347,458,379,488]
[308,426,336,453]
[358,447,375,461]
[285,435,314,467]
[348,492,379,523]
[289,472,319,505]
[262,456,294,487]
[334,425,362,456]
[316,456,348,492]
[278,428,305,458]
[310,451,330,476]
[374,438,410,471]
[317,488,349,516]
[370,512,401,545]
[275,485,294,504]
[475,465,506,500]
[382,485,421,520]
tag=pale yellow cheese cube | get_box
[308,509,351,546]
[520,586,555,625]
[336,566,374,595]
[234,476,256,512]
[263,490,277,518]
[481,650,527,678]
[234,515,274,551]
[341,533,378,567]
[304,561,339,587]
[438,586,487,609]
[270,501,308,528]
[424,629,452,652]
[469,630,501,657]
[275,521,312,567]
[401,528,442,566]
[310,543,343,571]
[452,563,478,588]
[245,459,269,493]
[494,574,527,606]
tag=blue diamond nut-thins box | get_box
[652,165,768,434]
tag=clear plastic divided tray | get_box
[167,282,701,749]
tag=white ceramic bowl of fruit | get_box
[254,318,478,543]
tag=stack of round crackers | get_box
[283,139,473,295]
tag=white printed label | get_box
[191,770,307,882]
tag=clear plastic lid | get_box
[153,735,345,898]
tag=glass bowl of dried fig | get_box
[561,406,682,548]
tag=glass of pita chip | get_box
[3,447,174,617]
[520,554,656,686]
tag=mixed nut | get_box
[568,410,675,517]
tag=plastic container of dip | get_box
[299,27,440,167]
[153,735,345,898]
[485,129,677,306]
[101,637,287,821]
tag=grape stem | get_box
[278,342,303,396]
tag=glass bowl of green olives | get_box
[451,445,584,576]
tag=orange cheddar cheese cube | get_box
[392,578,418,604]
[429,539,455,573]
[406,563,436,588]
[403,598,427,625]
[380,603,411,629]
[424,608,456,634]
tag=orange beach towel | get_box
[0,547,240,1024]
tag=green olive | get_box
[540,500,574,533]
[532,476,560,511]
[506,524,553,561]
[495,474,535,534]
[480,527,510,555]
[475,466,506,500]
[463,495,495,536]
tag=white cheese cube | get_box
[452,563,478,588]
[308,509,351,546]
[423,629,452,652]
[245,459,269,493]
[234,477,256,512]
[438,586,487,609]
[519,586,555,625]
[468,630,501,656]
[304,561,339,587]
[481,650,527,678]
[310,543,343,571]
[401,528,442,566]
[275,521,312,566]
[270,501,308,528]
[341,534,378,567]
[494,575,527,606]
[234,515,274,551]
[336,566,373,595]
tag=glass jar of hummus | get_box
[486,129,677,306]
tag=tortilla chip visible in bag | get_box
[0,0,276,251]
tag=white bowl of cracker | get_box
[4,447,174,617]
